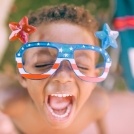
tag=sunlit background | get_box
[0,0,134,134]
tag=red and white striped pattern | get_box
[16,57,111,82]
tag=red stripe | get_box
[17,63,23,68]
[22,74,50,79]
[52,63,78,69]
[52,63,59,69]
[71,64,78,70]
[113,16,134,31]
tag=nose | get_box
[51,60,75,83]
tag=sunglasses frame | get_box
[15,41,111,82]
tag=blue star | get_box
[59,48,63,53]
[95,23,119,49]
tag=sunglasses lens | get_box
[74,49,105,77]
[22,47,58,74]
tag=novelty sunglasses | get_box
[16,41,112,82]
[8,16,119,82]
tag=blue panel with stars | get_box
[16,41,111,63]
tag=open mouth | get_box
[46,94,74,121]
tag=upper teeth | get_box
[51,94,72,97]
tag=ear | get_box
[17,73,27,89]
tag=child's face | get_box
[20,22,97,128]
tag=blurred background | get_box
[0,0,134,134]
[0,0,111,73]
[0,0,127,91]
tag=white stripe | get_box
[19,68,28,74]
[44,69,56,74]
[74,70,108,78]
[16,58,22,63]
[19,68,56,75]
[56,58,75,64]
[74,70,85,76]
[128,48,134,78]
[106,62,111,68]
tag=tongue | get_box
[48,96,71,110]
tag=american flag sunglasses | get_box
[15,42,111,82]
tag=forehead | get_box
[29,22,95,45]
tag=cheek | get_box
[79,82,96,102]
[26,80,45,104]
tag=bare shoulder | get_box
[88,85,110,120]
[0,73,29,116]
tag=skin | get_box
[21,22,97,127]
[0,22,109,134]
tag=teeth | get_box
[48,104,71,118]
[51,94,72,97]
[47,94,73,118]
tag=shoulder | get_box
[0,73,29,116]
[0,112,18,134]
[87,85,110,120]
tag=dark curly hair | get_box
[28,4,99,34]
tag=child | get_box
[7,3,118,134]
[0,73,108,134]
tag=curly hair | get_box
[28,4,99,33]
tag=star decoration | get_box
[82,45,85,48]
[95,23,119,49]
[69,47,73,51]
[9,16,36,44]
[64,53,69,57]
[59,48,63,53]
